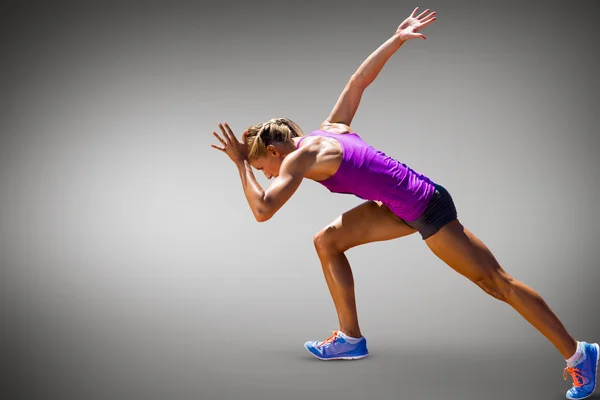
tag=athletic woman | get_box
[210,8,598,399]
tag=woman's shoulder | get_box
[317,120,356,135]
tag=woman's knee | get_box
[474,270,515,302]
[313,224,346,254]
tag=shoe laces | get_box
[563,366,585,388]
[316,331,340,348]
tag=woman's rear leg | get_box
[424,219,577,358]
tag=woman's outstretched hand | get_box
[395,7,436,42]
[211,122,248,165]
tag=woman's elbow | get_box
[255,214,270,223]
[254,209,272,222]
[350,73,367,90]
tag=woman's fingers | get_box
[218,122,232,145]
[223,122,238,142]
[213,131,226,146]
[212,131,228,152]
[420,12,436,24]
[416,9,430,19]
[418,16,436,30]
[410,7,419,18]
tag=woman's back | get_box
[298,130,435,222]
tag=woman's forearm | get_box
[354,34,405,88]
[236,160,268,220]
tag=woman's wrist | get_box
[235,157,249,169]
[391,32,407,45]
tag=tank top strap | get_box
[295,131,321,149]
[296,130,360,150]
[295,135,309,149]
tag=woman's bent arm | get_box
[236,159,269,221]
[212,122,310,222]
[236,150,315,222]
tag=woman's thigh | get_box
[424,219,507,282]
[315,201,417,252]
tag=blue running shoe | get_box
[304,330,369,360]
[564,342,599,399]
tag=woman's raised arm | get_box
[323,7,436,128]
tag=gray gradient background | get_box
[2,0,599,399]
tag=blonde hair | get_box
[245,117,304,161]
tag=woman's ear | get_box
[266,144,278,156]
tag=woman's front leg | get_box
[312,201,417,338]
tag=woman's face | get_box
[250,153,282,179]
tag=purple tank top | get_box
[296,130,435,222]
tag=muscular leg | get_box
[425,219,577,359]
[313,201,416,338]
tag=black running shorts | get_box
[402,183,457,240]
